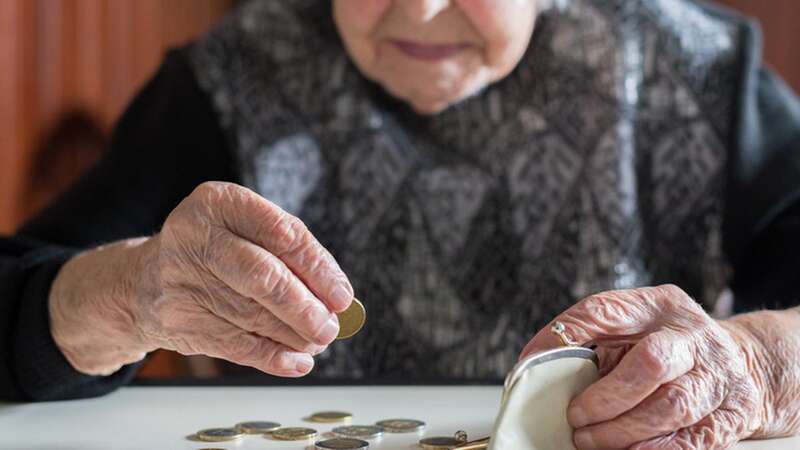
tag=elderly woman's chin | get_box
[382,74,490,115]
[404,95,455,115]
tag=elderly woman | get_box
[2,0,800,448]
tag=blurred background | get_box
[1,0,798,380]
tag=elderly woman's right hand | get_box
[49,181,353,377]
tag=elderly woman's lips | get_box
[390,40,470,61]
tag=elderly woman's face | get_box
[333,0,537,114]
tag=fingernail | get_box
[294,353,314,373]
[330,284,353,311]
[574,429,596,450]
[315,316,340,344]
[568,405,589,428]
[309,344,327,356]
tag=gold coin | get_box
[272,427,318,441]
[315,437,370,449]
[309,411,353,423]
[195,428,244,442]
[419,436,462,449]
[336,298,365,339]
[332,425,384,439]
[375,419,426,433]
[234,421,281,434]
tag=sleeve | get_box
[725,23,800,312]
[0,48,238,401]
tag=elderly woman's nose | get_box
[398,0,451,22]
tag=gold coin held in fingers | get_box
[195,428,244,442]
[272,427,318,441]
[309,411,353,423]
[336,298,365,340]
[234,420,281,434]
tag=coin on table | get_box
[332,425,384,440]
[272,427,318,441]
[419,436,463,449]
[375,418,426,433]
[309,411,353,423]
[336,298,365,339]
[195,428,244,442]
[234,421,281,434]
[315,437,370,449]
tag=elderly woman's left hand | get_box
[520,284,769,450]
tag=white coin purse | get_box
[486,346,599,450]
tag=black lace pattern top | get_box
[1,0,799,400]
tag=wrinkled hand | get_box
[51,181,353,377]
[520,285,769,450]
[133,182,354,376]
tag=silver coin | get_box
[195,427,244,442]
[315,437,370,449]
[375,418,426,433]
[234,420,281,434]
[332,425,384,439]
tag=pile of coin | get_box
[192,412,452,449]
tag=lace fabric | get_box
[189,0,741,381]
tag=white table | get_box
[0,386,796,449]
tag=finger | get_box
[165,310,315,377]
[573,371,724,450]
[520,285,689,358]
[594,345,630,377]
[244,308,328,356]
[569,330,695,428]
[204,230,340,345]
[630,409,741,450]
[193,281,327,355]
[198,182,353,312]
